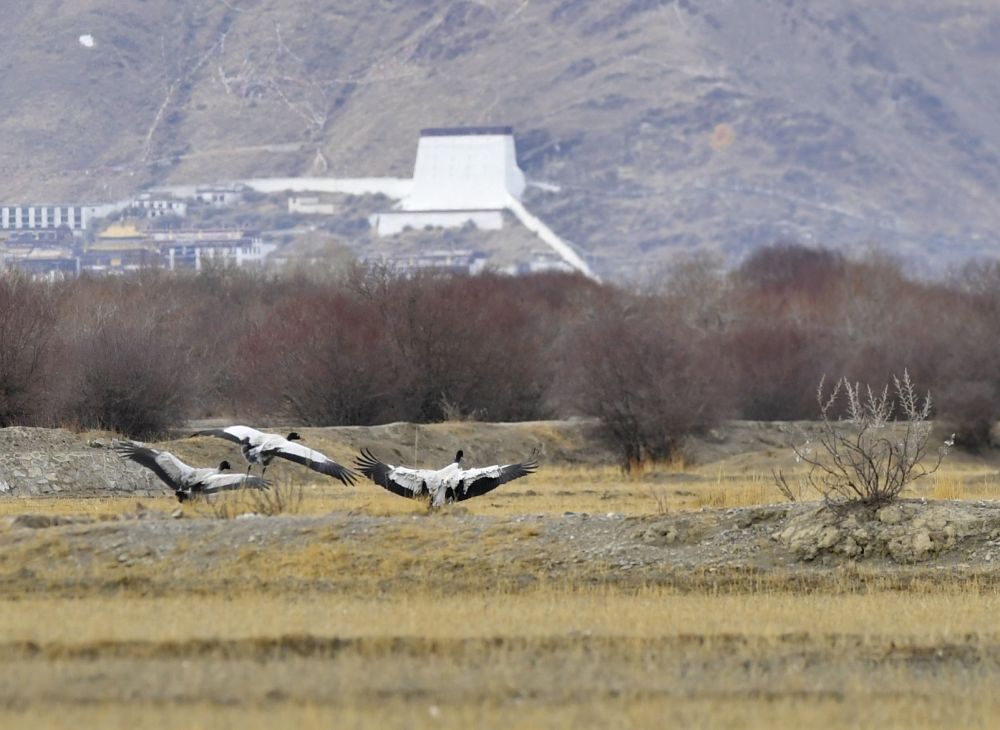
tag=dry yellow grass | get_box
[5,586,1000,644]
[4,463,997,523]
[5,459,1000,727]
[3,695,1000,730]
[4,587,1000,729]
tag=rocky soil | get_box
[5,424,1000,581]
[5,498,1000,598]
[0,427,162,498]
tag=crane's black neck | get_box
[454,449,464,464]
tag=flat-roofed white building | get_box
[371,126,525,235]
[1,205,89,230]
[402,126,525,210]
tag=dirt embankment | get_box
[5,499,1000,598]
[5,421,1000,578]
[0,420,613,499]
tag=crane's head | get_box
[286,432,302,441]
[454,449,464,464]
[218,460,232,471]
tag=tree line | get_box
[1,243,998,466]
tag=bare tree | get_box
[565,301,731,471]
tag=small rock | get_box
[816,526,841,550]
[877,505,904,525]
[912,530,934,558]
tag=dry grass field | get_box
[4,450,1000,728]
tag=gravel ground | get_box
[6,499,1000,597]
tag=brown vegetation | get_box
[1,245,999,465]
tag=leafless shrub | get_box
[194,493,241,520]
[244,480,304,516]
[53,288,204,439]
[772,468,805,502]
[192,481,303,518]
[364,270,553,423]
[236,290,403,425]
[564,300,731,471]
[646,485,671,514]
[0,272,61,424]
[726,320,840,421]
[782,371,952,505]
[439,394,484,422]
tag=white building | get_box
[1,205,89,231]
[288,196,337,215]
[194,184,246,207]
[0,201,131,231]
[370,126,524,235]
[132,193,187,218]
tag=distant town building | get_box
[194,184,246,207]
[363,249,489,276]
[80,224,159,273]
[130,193,187,218]
[5,228,77,247]
[1,205,88,231]
[288,196,338,215]
[3,223,276,277]
[513,250,579,275]
[0,201,129,231]
[2,229,79,278]
[149,228,276,270]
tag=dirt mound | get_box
[776,500,1000,564]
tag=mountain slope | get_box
[3,0,999,278]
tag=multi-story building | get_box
[1,205,89,231]
[149,229,276,270]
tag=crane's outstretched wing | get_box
[113,439,190,490]
[190,425,264,444]
[457,456,539,501]
[355,448,432,499]
[272,440,357,486]
[199,472,269,494]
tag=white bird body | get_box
[192,425,356,486]
[355,449,537,507]
[112,439,268,502]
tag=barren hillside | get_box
[3,1,1000,277]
